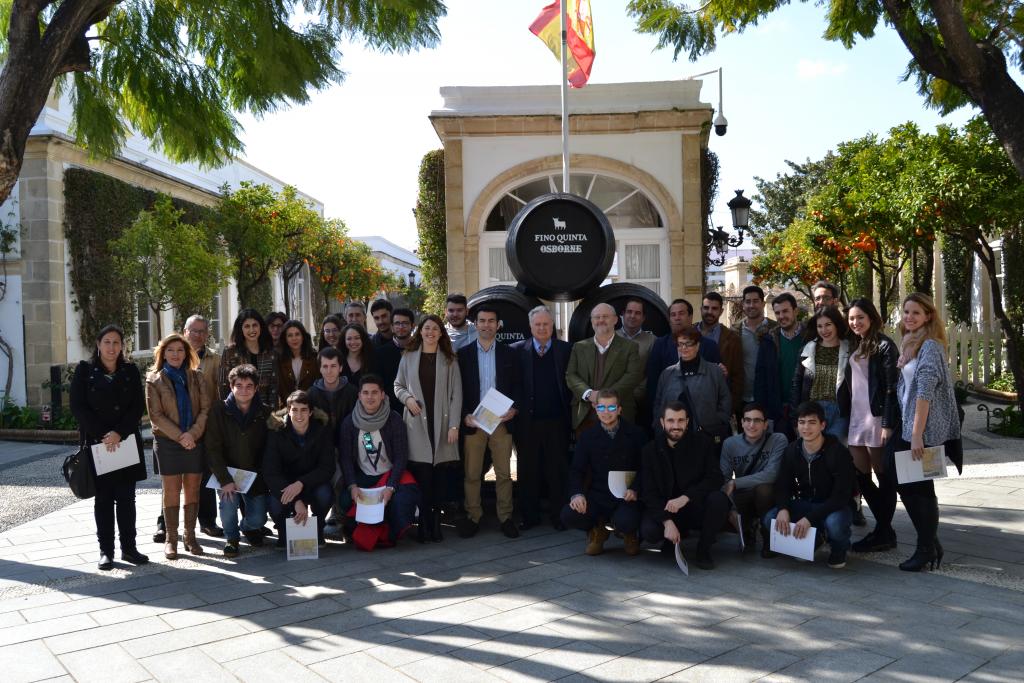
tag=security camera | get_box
[714,112,728,136]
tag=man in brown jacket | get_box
[698,292,744,416]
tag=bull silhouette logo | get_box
[552,218,567,230]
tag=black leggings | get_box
[94,478,137,553]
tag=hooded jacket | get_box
[262,407,334,498]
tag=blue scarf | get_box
[162,364,193,432]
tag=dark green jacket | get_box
[205,397,271,495]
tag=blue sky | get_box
[238,1,980,251]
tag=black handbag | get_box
[62,435,96,499]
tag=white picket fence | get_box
[944,323,1008,389]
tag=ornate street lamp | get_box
[707,189,751,267]
[407,270,416,288]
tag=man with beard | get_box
[697,292,744,418]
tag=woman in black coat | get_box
[69,324,149,570]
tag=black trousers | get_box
[732,483,776,522]
[892,436,940,546]
[642,490,731,553]
[94,478,137,553]
[560,491,642,534]
[198,471,219,525]
[516,418,570,526]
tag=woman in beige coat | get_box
[394,314,462,543]
[146,334,211,559]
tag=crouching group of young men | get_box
[566,389,855,570]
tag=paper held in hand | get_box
[205,467,257,494]
[895,445,949,485]
[608,471,636,499]
[355,487,387,525]
[90,434,139,475]
[472,388,514,435]
[286,515,318,561]
[769,519,817,561]
[674,542,689,576]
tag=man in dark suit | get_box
[698,292,745,417]
[456,305,520,539]
[646,298,721,409]
[511,305,573,531]
[566,303,643,433]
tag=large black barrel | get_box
[506,193,615,302]
[468,286,543,346]
[568,283,670,343]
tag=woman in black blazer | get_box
[70,324,149,570]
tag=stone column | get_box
[679,131,705,299]
[442,139,466,296]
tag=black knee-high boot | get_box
[852,470,898,552]
[898,485,939,572]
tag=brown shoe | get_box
[183,503,205,556]
[163,506,179,560]
[622,531,641,556]
[585,525,610,556]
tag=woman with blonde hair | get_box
[146,333,212,559]
[394,314,462,543]
[894,292,962,571]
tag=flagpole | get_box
[560,0,570,193]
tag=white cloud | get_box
[796,59,849,79]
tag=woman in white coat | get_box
[394,314,462,543]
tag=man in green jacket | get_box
[205,364,271,557]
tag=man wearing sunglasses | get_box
[561,389,647,556]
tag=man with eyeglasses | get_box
[375,307,415,412]
[720,402,788,556]
[337,375,419,548]
[811,280,841,313]
[641,401,730,570]
[561,389,647,556]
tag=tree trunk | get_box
[973,240,1024,411]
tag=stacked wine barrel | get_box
[468,193,669,343]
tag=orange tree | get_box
[306,219,390,320]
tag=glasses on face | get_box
[595,405,618,413]
[676,341,698,349]
[186,327,209,336]
[742,417,766,424]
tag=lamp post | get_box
[407,270,416,288]
[707,189,752,267]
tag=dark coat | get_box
[753,333,784,421]
[69,360,147,484]
[307,379,358,434]
[457,340,519,436]
[646,333,721,406]
[372,342,404,412]
[262,416,335,499]
[569,419,648,498]
[277,355,321,405]
[205,397,271,495]
[641,430,723,523]
[509,337,573,429]
[338,410,409,490]
[774,435,855,525]
[837,334,899,428]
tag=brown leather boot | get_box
[163,506,179,560]
[622,531,641,556]
[183,503,204,556]
[585,525,610,556]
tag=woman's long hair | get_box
[278,320,316,360]
[848,298,883,360]
[898,292,947,362]
[229,309,272,353]
[153,333,200,371]
[91,324,128,366]
[341,323,374,370]
[804,305,849,344]
[318,314,344,351]
[407,314,455,362]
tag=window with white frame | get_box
[488,247,515,284]
[622,243,661,293]
[135,294,155,352]
[209,290,223,346]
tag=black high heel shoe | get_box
[899,544,938,572]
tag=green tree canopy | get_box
[306,218,391,319]
[0,1,446,205]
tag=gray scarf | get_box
[352,399,390,433]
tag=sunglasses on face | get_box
[595,405,618,413]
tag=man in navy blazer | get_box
[510,305,573,531]
[647,298,721,409]
[456,305,520,539]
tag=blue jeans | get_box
[269,482,333,543]
[764,500,852,553]
[819,400,849,442]
[218,491,268,542]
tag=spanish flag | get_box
[529,1,595,88]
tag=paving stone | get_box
[122,618,250,658]
[488,639,618,682]
[864,645,987,682]
[766,647,893,682]
[400,652,506,682]
[466,600,576,633]
[0,613,96,647]
[0,639,67,682]
[568,642,706,681]
[225,649,328,682]
[960,650,1024,682]
[90,592,206,626]
[282,622,407,666]
[365,625,491,667]
[22,592,136,622]
[57,643,151,683]
[159,594,277,629]
[663,643,798,681]
[139,646,238,683]
[0,591,70,615]
[543,613,651,656]
[45,615,171,655]
[312,650,416,682]
[448,624,573,669]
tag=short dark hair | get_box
[812,280,839,298]
[317,346,341,363]
[370,299,393,314]
[228,364,260,386]
[703,292,724,306]
[285,390,311,409]
[796,400,826,422]
[392,307,415,324]
[772,292,798,310]
[742,285,765,301]
[445,293,468,306]
[265,311,287,327]
[673,325,702,346]
[806,305,849,343]
[595,388,619,402]
[622,298,645,313]
[359,373,386,392]
[742,402,767,419]
[473,304,501,322]
[670,298,693,316]
[662,400,689,418]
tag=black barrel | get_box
[505,193,615,302]
[567,283,670,343]
[468,286,543,346]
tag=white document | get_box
[206,467,257,494]
[674,542,689,576]
[472,388,514,435]
[608,471,636,499]
[895,445,949,485]
[769,519,817,561]
[355,487,387,525]
[91,434,139,475]
[286,515,319,561]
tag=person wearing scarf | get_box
[145,334,211,560]
[337,374,419,549]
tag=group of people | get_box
[70,284,960,577]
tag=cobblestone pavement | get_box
[1,466,1023,682]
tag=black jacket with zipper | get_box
[837,334,899,428]
[774,434,854,525]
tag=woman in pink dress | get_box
[839,298,899,553]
